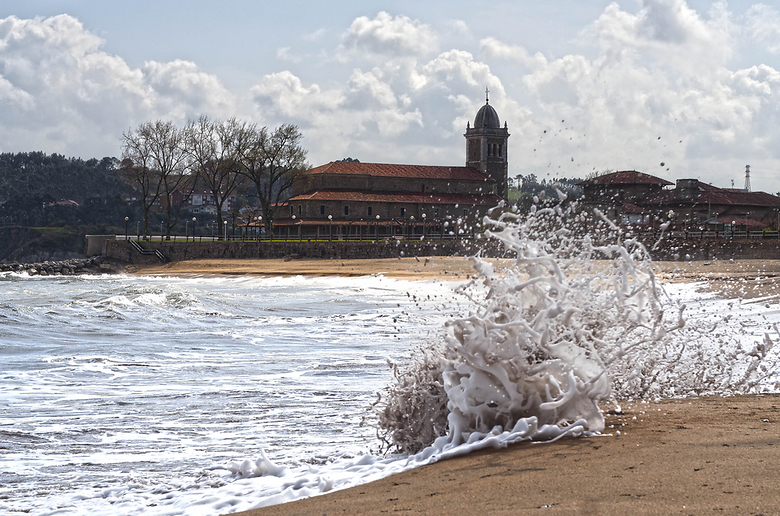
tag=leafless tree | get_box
[184,116,252,236]
[120,128,162,239]
[240,124,308,234]
[120,121,191,239]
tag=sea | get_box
[2,258,779,515]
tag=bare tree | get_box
[184,116,251,237]
[240,124,308,234]
[120,127,162,239]
[120,121,191,239]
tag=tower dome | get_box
[474,102,500,128]
[464,88,509,200]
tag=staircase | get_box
[128,240,169,263]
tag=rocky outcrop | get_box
[0,257,112,276]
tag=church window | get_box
[289,205,293,216]
[400,207,406,217]
[368,206,373,216]
[320,205,325,215]
[298,205,302,215]
[344,205,350,216]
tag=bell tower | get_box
[465,88,509,199]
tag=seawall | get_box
[105,238,506,264]
[104,236,780,265]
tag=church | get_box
[273,94,509,240]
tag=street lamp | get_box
[136,220,140,240]
[192,217,197,241]
[422,213,427,239]
[328,214,333,242]
[375,214,380,239]
[124,216,129,241]
[160,221,164,241]
[410,215,415,238]
[223,220,228,240]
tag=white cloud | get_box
[746,4,780,54]
[479,37,534,67]
[304,28,327,42]
[0,14,235,157]
[588,0,734,72]
[340,12,439,58]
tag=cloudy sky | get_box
[1,0,779,193]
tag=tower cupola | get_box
[464,88,510,199]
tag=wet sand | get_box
[128,258,780,515]
[130,256,505,281]
[236,395,779,516]
[133,257,780,299]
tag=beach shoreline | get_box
[233,394,780,515]
[130,257,780,299]
[127,257,780,515]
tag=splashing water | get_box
[374,198,779,454]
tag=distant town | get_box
[2,99,779,263]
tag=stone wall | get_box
[105,238,509,264]
[104,236,780,265]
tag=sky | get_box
[0,0,779,194]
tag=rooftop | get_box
[307,162,494,182]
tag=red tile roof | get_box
[579,170,674,186]
[645,188,780,208]
[307,161,494,182]
[620,203,650,214]
[288,189,501,206]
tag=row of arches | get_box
[487,142,503,158]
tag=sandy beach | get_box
[237,394,779,515]
[131,258,780,514]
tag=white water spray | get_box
[375,197,778,454]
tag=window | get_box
[344,205,350,216]
[400,207,406,217]
[498,144,502,157]
[289,205,293,216]
[320,205,325,215]
[367,206,373,216]
[421,184,425,193]
[463,208,468,217]
[434,208,439,218]
[298,205,302,215]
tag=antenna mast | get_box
[744,165,751,192]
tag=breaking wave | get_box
[373,197,779,454]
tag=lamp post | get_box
[185,219,189,242]
[124,216,129,241]
[160,221,164,241]
[192,217,197,242]
[328,214,333,242]
[223,220,228,241]
[410,216,415,239]
[258,216,263,240]
[422,213,426,239]
[136,220,140,240]
[375,214,380,239]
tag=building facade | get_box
[272,97,509,239]
[580,171,780,230]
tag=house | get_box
[580,171,780,230]
[272,94,509,239]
